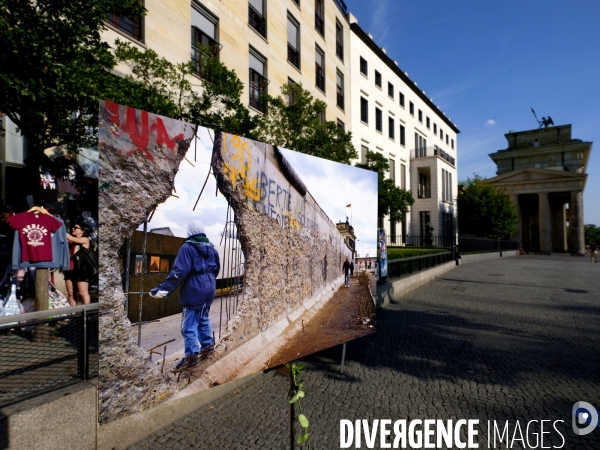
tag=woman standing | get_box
[64,221,92,306]
[590,241,598,263]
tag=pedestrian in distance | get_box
[590,241,598,263]
[350,260,354,278]
[150,220,220,373]
[343,257,351,287]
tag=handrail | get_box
[387,252,451,263]
[0,303,98,325]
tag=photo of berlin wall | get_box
[98,101,377,423]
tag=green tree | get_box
[0,0,144,154]
[456,175,517,239]
[110,41,261,139]
[0,0,259,159]
[584,224,600,244]
[355,150,414,225]
[256,83,357,164]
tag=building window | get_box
[336,21,343,60]
[337,119,345,130]
[388,117,394,140]
[287,16,300,68]
[292,0,299,4]
[107,6,143,41]
[418,174,430,198]
[426,117,430,129]
[451,138,454,149]
[400,164,406,189]
[319,108,326,124]
[446,135,449,145]
[360,97,368,123]
[433,123,437,134]
[388,82,394,98]
[400,124,405,146]
[375,71,382,88]
[360,57,368,76]
[287,78,297,105]
[389,158,395,184]
[336,71,344,109]
[360,145,368,164]
[420,211,431,239]
[249,51,268,113]
[418,110,423,123]
[315,46,325,91]
[414,132,427,157]
[249,0,266,37]
[399,92,405,107]
[375,108,382,132]
[440,129,444,140]
[315,0,324,35]
[191,7,220,76]
[409,101,414,115]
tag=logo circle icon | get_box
[572,401,598,436]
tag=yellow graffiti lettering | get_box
[222,132,228,156]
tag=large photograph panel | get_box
[98,101,377,423]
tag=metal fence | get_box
[458,236,519,253]
[387,252,454,279]
[387,234,456,248]
[386,234,518,253]
[0,304,98,408]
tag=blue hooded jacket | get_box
[153,236,220,310]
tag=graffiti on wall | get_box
[217,133,339,241]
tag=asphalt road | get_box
[130,255,600,449]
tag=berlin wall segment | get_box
[97,101,353,424]
[211,130,353,351]
[98,101,195,423]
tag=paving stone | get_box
[131,255,600,449]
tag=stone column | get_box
[551,200,567,253]
[510,193,521,244]
[538,192,552,254]
[570,191,585,255]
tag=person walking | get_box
[150,220,220,372]
[590,241,598,263]
[342,257,351,287]
[350,260,354,277]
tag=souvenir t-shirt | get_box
[7,212,63,263]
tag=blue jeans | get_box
[180,301,213,356]
[344,272,350,286]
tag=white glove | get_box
[149,289,169,299]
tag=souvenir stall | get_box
[0,149,98,318]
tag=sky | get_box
[343,0,600,225]
[141,127,378,257]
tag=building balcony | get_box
[411,146,455,166]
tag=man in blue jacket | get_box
[150,220,220,372]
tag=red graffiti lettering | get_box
[155,117,183,155]
[122,107,154,161]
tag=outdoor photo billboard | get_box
[97,101,377,423]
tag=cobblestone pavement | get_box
[130,255,600,449]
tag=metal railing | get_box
[411,146,456,166]
[315,67,325,91]
[337,92,344,109]
[387,234,455,248]
[458,236,519,253]
[288,44,300,68]
[315,14,324,35]
[387,252,453,279]
[249,68,268,113]
[0,304,98,408]
[248,5,265,36]
[386,234,519,253]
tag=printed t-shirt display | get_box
[7,212,63,263]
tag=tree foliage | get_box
[110,41,261,139]
[0,0,144,153]
[355,150,414,224]
[584,224,600,244]
[456,175,517,239]
[256,83,357,164]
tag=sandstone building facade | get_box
[101,0,460,245]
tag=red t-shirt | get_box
[7,212,63,263]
